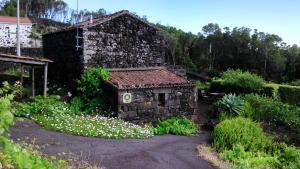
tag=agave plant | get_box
[217,94,245,116]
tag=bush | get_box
[278,85,300,106]
[15,96,74,117]
[0,137,65,169]
[221,69,265,91]
[153,117,198,136]
[275,143,300,169]
[220,144,278,169]
[196,80,210,91]
[0,96,14,135]
[216,94,245,116]
[213,117,272,152]
[210,69,266,94]
[77,68,111,100]
[243,94,300,129]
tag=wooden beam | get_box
[32,66,35,97]
[20,65,23,86]
[0,56,47,65]
[43,63,48,97]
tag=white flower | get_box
[67,92,72,97]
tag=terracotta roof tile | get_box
[0,16,32,24]
[109,68,193,90]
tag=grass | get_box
[153,117,198,136]
[32,113,154,139]
[197,144,231,169]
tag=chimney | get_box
[90,15,93,24]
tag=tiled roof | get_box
[0,16,32,24]
[108,67,194,90]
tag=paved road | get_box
[10,121,216,169]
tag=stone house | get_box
[42,10,196,122]
[104,67,197,123]
[43,10,166,85]
[0,16,33,47]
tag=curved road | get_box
[10,121,216,169]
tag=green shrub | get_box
[210,69,266,94]
[275,143,300,169]
[289,80,300,86]
[0,96,14,135]
[221,69,265,91]
[213,117,272,152]
[216,94,245,116]
[220,144,278,169]
[0,81,23,98]
[0,137,65,169]
[196,80,210,91]
[278,85,300,106]
[77,68,111,100]
[15,96,73,117]
[153,117,198,136]
[243,94,300,129]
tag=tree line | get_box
[159,23,300,82]
[1,0,299,82]
[0,0,106,23]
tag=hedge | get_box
[211,80,300,105]
[210,79,272,96]
[278,85,300,106]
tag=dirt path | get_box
[9,121,217,169]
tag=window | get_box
[158,93,166,106]
[5,27,10,38]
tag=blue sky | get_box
[64,0,300,46]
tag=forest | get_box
[1,0,300,82]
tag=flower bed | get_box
[33,113,154,139]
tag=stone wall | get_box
[115,86,197,124]
[0,23,32,47]
[83,14,166,69]
[43,29,84,86]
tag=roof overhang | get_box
[0,53,53,66]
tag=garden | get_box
[0,68,198,168]
[197,69,300,169]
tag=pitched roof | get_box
[0,16,32,24]
[108,67,194,90]
[73,10,162,31]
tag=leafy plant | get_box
[0,96,14,135]
[221,69,265,91]
[0,137,65,169]
[0,81,23,98]
[213,117,272,152]
[216,94,245,116]
[243,94,300,129]
[77,68,111,100]
[153,117,198,136]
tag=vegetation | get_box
[213,117,300,169]
[243,94,300,130]
[153,117,198,136]
[74,68,111,114]
[216,94,245,116]
[278,85,300,106]
[0,137,66,169]
[160,23,300,83]
[34,113,154,139]
[15,96,154,139]
[0,82,63,169]
[213,117,272,152]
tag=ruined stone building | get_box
[43,10,196,122]
[0,16,33,47]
